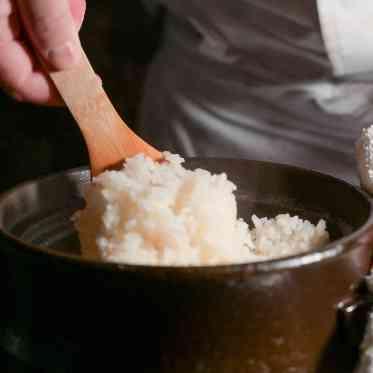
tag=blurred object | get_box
[0,1,163,191]
[356,124,373,195]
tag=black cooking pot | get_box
[0,159,372,373]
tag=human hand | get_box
[0,0,86,105]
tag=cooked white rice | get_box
[251,214,329,259]
[74,152,329,266]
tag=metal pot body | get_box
[0,159,372,373]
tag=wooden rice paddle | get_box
[49,50,162,177]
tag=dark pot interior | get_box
[0,159,372,373]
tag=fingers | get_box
[0,0,60,104]
[16,0,82,70]
[0,11,20,45]
[0,39,61,105]
[0,0,86,105]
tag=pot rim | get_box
[1,159,373,276]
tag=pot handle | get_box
[338,285,373,347]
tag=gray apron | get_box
[138,0,373,184]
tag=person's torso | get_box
[140,0,373,183]
[152,0,334,82]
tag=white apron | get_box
[139,0,373,184]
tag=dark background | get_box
[0,1,163,192]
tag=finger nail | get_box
[47,42,81,70]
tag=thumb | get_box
[16,0,82,70]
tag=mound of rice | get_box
[74,153,329,266]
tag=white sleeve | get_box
[317,0,373,76]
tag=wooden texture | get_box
[49,51,162,177]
